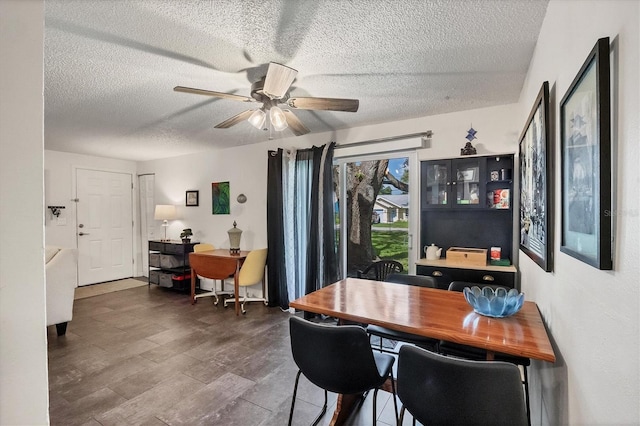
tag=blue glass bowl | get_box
[462,286,524,318]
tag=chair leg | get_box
[212,280,220,305]
[241,286,248,314]
[372,388,379,425]
[311,390,328,426]
[288,371,328,426]
[398,406,405,425]
[55,322,68,336]
[288,370,302,426]
[389,372,398,424]
[523,365,531,426]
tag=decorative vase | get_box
[228,221,242,254]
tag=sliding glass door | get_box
[334,151,418,277]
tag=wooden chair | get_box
[193,244,233,305]
[356,259,403,281]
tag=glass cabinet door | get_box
[452,158,481,206]
[423,161,449,206]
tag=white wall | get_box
[516,1,640,424]
[137,103,519,257]
[0,1,49,424]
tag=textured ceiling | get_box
[44,0,549,161]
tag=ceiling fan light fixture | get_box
[248,109,266,129]
[269,106,288,131]
[176,61,358,137]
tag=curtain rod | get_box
[335,131,433,150]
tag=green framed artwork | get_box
[211,181,230,214]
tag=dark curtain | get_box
[304,143,339,294]
[266,143,339,310]
[266,149,288,309]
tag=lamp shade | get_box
[154,204,177,221]
[269,106,288,131]
[248,109,266,129]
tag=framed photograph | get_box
[560,37,612,270]
[519,81,552,272]
[456,167,478,182]
[211,181,230,214]
[185,190,199,206]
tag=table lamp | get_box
[154,204,177,241]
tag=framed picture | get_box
[560,37,612,270]
[211,181,230,214]
[185,190,199,206]
[519,81,552,272]
[456,167,478,182]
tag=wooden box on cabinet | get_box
[446,247,487,267]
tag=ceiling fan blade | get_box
[287,97,359,112]
[282,110,310,136]
[263,62,298,99]
[214,110,255,129]
[174,86,255,103]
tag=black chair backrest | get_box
[289,316,384,394]
[448,281,509,292]
[360,260,403,281]
[385,273,437,288]
[398,346,527,426]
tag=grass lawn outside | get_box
[371,227,409,272]
[372,221,408,229]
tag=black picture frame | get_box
[519,81,553,272]
[185,190,199,207]
[560,37,612,270]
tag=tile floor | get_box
[47,282,410,425]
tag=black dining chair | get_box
[439,281,532,425]
[397,345,528,426]
[366,274,440,353]
[356,260,403,281]
[288,316,398,426]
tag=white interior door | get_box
[76,169,133,286]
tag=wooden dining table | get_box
[189,249,248,316]
[289,277,555,425]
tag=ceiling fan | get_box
[174,62,359,136]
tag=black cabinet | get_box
[419,154,517,287]
[422,155,513,210]
[421,157,486,209]
[416,262,516,290]
[148,240,198,291]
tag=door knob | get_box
[78,224,84,228]
[78,232,90,236]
